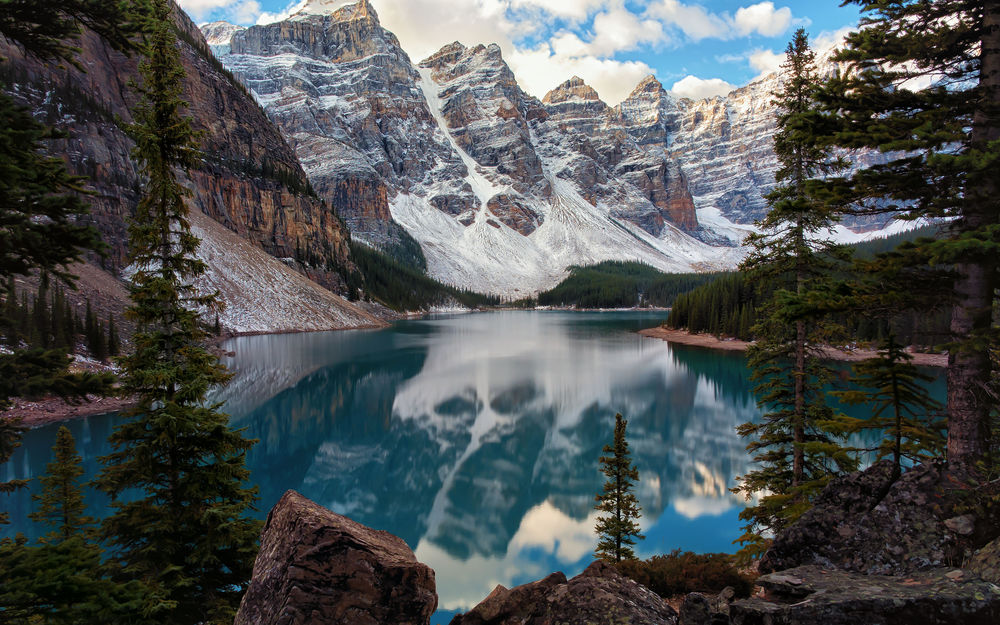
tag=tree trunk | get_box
[949,4,1000,475]
[793,318,806,485]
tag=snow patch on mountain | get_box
[416,67,507,209]
[203,1,916,296]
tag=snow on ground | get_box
[188,210,383,333]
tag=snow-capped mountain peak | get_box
[205,3,897,295]
[289,0,374,20]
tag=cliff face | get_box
[614,68,895,231]
[0,3,351,292]
[226,0,453,253]
[214,1,736,294]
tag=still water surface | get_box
[2,311,942,622]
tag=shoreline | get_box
[7,395,137,429]
[638,326,948,367]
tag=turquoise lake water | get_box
[0,311,946,622]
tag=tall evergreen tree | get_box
[30,426,93,541]
[107,314,120,356]
[733,30,855,558]
[0,0,130,516]
[96,2,260,622]
[594,413,644,563]
[821,1,1000,475]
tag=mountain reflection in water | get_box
[218,312,758,610]
[3,311,762,614]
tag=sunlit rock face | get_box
[225,0,451,252]
[205,0,905,294]
[615,67,898,232]
[208,1,742,295]
[1,4,351,291]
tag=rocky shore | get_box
[639,326,948,368]
[235,460,1000,625]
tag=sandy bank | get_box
[639,326,948,368]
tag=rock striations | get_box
[236,473,1000,625]
[235,490,437,625]
[1,1,379,333]
[729,460,1000,625]
[204,0,907,294]
[212,0,749,294]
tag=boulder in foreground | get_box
[235,490,437,625]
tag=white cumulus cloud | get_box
[670,75,735,100]
[748,47,784,75]
[645,0,729,41]
[184,0,808,106]
[372,0,521,62]
[178,0,233,19]
[734,2,794,37]
[509,0,611,22]
[256,0,308,24]
[647,0,796,41]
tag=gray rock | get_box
[968,536,1000,584]
[760,460,980,576]
[945,514,976,536]
[679,592,712,625]
[731,565,1000,625]
[449,560,677,625]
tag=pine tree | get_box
[594,413,644,563]
[732,30,855,558]
[820,1,1000,475]
[832,335,945,480]
[96,2,260,622]
[0,426,160,623]
[30,426,93,541]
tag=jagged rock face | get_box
[1,3,350,292]
[613,75,684,148]
[209,2,737,294]
[227,0,466,249]
[731,565,1000,625]
[201,20,245,55]
[616,76,776,225]
[420,42,548,199]
[616,70,894,230]
[531,76,701,239]
[758,460,997,576]
[449,560,677,625]
[235,490,437,625]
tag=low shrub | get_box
[616,550,756,598]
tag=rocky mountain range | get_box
[202,0,899,296]
[1,2,382,331]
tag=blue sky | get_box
[182,0,864,104]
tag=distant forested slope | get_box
[667,225,950,347]
[535,262,724,309]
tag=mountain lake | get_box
[0,310,946,622]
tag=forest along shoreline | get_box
[639,326,949,368]
[7,322,390,429]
